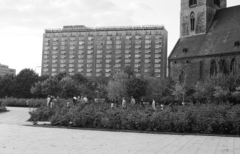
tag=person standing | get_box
[122,97,126,109]
[73,96,77,105]
[111,99,114,108]
[152,99,156,111]
[130,96,136,105]
[83,96,88,103]
[47,95,51,107]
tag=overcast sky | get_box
[0,0,239,74]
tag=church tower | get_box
[180,0,227,37]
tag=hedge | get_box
[28,102,240,135]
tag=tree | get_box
[124,66,134,79]
[41,77,60,96]
[0,74,15,98]
[126,78,147,101]
[107,72,128,100]
[14,69,39,98]
[59,77,80,98]
[71,73,88,84]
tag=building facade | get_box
[0,63,16,76]
[41,25,168,78]
[169,0,240,85]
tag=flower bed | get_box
[29,103,240,135]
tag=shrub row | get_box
[0,98,47,107]
[29,102,240,135]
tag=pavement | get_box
[0,107,239,154]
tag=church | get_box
[169,0,240,85]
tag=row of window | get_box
[44,49,162,55]
[44,63,161,68]
[43,53,161,60]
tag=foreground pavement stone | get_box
[0,107,239,154]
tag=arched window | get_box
[230,58,237,74]
[210,59,217,76]
[179,70,185,84]
[219,59,228,75]
[214,0,220,7]
[189,0,197,6]
[190,12,195,31]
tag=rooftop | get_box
[45,25,165,33]
[169,5,240,60]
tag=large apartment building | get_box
[41,25,168,78]
[0,63,16,76]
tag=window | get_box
[135,35,141,39]
[87,55,93,58]
[190,12,195,31]
[135,59,141,63]
[214,0,220,7]
[44,51,49,54]
[79,41,84,45]
[87,64,92,68]
[87,59,93,63]
[125,45,131,49]
[70,46,75,50]
[69,55,75,59]
[87,69,92,72]
[96,59,102,63]
[155,49,161,54]
[78,59,84,63]
[69,59,74,63]
[189,0,197,6]
[115,59,121,63]
[52,60,57,63]
[106,50,112,54]
[210,59,217,76]
[145,40,151,44]
[87,46,93,50]
[145,35,151,40]
[145,45,151,49]
[97,55,102,58]
[61,51,66,55]
[126,36,132,40]
[116,45,121,49]
[145,54,151,58]
[116,36,121,40]
[155,64,161,67]
[179,71,185,84]
[96,64,102,68]
[125,59,131,63]
[69,51,75,55]
[135,50,141,54]
[219,59,228,74]
[86,73,92,77]
[106,45,112,49]
[79,46,84,49]
[125,54,131,58]
[106,55,111,58]
[87,50,93,54]
[60,59,66,63]
[116,50,121,54]
[125,50,131,54]
[106,41,112,45]
[155,54,161,58]
[78,69,83,72]
[144,59,151,63]
[52,68,57,72]
[135,54,141,58]
[78,50,84,54]
[135,45,141,49]
[78,64,84,68]
[97,50,102,54]
[69,64,74,68]
[230,58,237,74]
[60,64,65,68]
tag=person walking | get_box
[130,96,136,105]
[122,97,126,109]
[83,96,88,103]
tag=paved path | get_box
[0,107,240,154]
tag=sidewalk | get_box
[0,107,239,154]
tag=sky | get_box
[0,0,239,74]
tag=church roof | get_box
[169,5,240,60]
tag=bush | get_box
[0,106,7,113]
[28,102,240,135]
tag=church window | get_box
[179,70,185,84]
[214,0,220,7]
[230,58,237,75]
[189,0,197,6]
[190,12,195,31]
[210,59,217,76]
[219,59,228,75]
